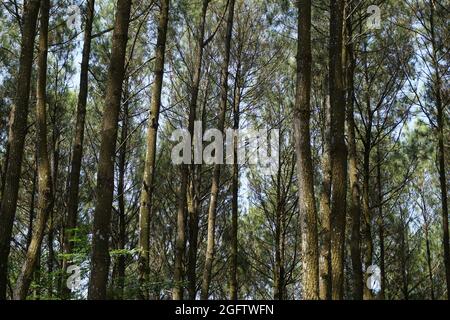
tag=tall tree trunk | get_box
[47,96,61,299]
[319,87,332,300]
[399,210,409,300]
[229,61,241,300]
[430,0,450,299]
[186,177,200,300]
[88,0,132,300]
[329,0,348,300]
[201,0,235,300]
[425,224,434,300]
[173,0,209,300]
[63,0,95,299]
[0,0,41,299]
[173,169,187,300]
[47,211,54,298]
[116,80,129,299]
[0,143,9,201]
[274,132,286,300]
[138,0,170,299]
[420,193,435,300]
[346,13,363,300]
[376,131,385,300]
[14,0,53,299]
[362,44,374,300]
[293,0,319,300]
[187,82,209,299]
[27,156,38,251]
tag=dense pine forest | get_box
[0,0,448,300]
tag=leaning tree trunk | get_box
[14,0,53,300]
[63,0,95,299]
[329,0,348,300]
[0,0,41,299]
[88,0,132,300]
[293,0,319,300]
[138,0,170,299]
[201,0,235,300]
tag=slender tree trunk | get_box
[0,0,41,299]
[274,135,286,300]
[0,143,9,201]
[173,0,209,300]
[186,79,209,300]
[63,0,95,299]
[421,193,435,300]
[329,0,348,300]
[430,0,450,299]
[116,80,129,299]
[186,180,199,299]
[27,157,38,251]
[201,0,235,300]
[34,254,41,299]
[229,62,241,300]
[362,139,373,300]
[399,210,409,300]
[187,175,200,300]
[361,54,374,300]
[376,133,385,300]
[47,211,54,298]
[319,88,332,300]
[14,0,53,299]
[173,168,187,300]
[88,0,132,300]
[138,0,170,299]
[425,224,434,300]
[47,97,61,299]
[293,0,319,300]
[436,80,449,300]
[187,84,210,299]
[346,14,363,299]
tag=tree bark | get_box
[376,131,385,300]
[229,60,242,300]
[201,0,235,300]
[420,192,435,300]
[319,87,332,300]
[14,0,53,300]
[27,156,38,251]
[63,0,95,299]
[346,13,363,300]
[429,0,450,299]
[88,0,132,300]
[293,0,319,300]
[0,0,41,299]
[173,0,209,300]
[138,0,170,299]
[362,42,374,300]
[116,79,129,299]
[329,0,348,300]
